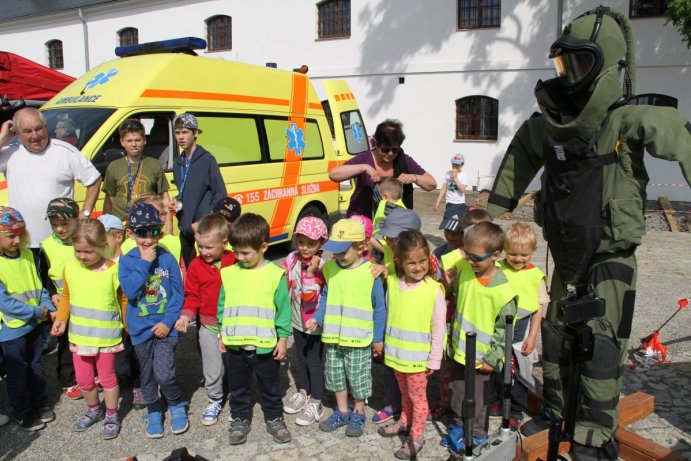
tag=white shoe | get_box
[283,390,309,414]
[295,400,324,426]
[0,413,9,427]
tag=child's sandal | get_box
[377,419,409,437]
[394,437,424,460]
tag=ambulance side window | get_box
[264,118,324,161]
[340,110,369,155]
[194,115,261,165]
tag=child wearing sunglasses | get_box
[441,221,517,454]
[119,203,187,438]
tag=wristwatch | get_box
[82,210,91,218]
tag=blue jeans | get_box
[0,328,48,418]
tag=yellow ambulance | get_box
[6,37,369,244]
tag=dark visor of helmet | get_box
[548,35,603,93]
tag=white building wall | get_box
[0,0,688,200]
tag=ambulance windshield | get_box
[42,108,116,151]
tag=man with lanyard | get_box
[170,113,226,268]
[102,119,171,227]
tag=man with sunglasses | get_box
[486,7,691,460]
[329,119,436,219]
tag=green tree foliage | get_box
[665,0,691,48]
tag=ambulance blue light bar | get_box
[115,37,207,58]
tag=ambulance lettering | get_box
[301,183,320,195]
[55,95,102,104]
[263,186,298,201]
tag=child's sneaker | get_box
[319,409,350,432]
[132,387,146,410]
[440,423,464,448]
[13,414,45,432]
[169,401,189,435]
[63,385,83,400]
[345,411,366,437]
[102,413,120,440]
[228,417,251,445]
[448,434,489,454]
[283,390,309,414]
[72,407,105,432]
[37,406,55,423]
[372,405,395,424]
[144,411,164,438]
[0,412,9,427]
[295,400,324,426]
[202,401,223,426]
[378,419,409,437]
[266,416,292,443]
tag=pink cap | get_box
[295,216,328,241]
[350,214,373,239]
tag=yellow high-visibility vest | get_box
[65,259,122,348]
[0,248,42,329]
[321,260,375,347]
[451,260,516,367]
[40,235,75,294]
[498,260,546,320]
[385,275,441,372]
[220,263,283,348]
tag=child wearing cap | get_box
[281,216,328,426]
[122,195,181,263]
[40,197,81,400]
[349,214,374,261]
[0,206,55,432]
[305,218,386,438]
[118,203,187,438]
[98,214,125,261]
[170,113,227,268]
[102,118,171,222]
[174,213,236,426]
[434,154,468,211]
[219,213,292,445]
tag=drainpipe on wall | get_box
[78,8,90,71]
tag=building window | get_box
[206,15,232,51]
[456,96,498,140]
[118,27,139,46]
[318,0,351,39]
[630,93,678,108]
[46,40,64,70]
[630,0,667,18]
[458,0,501,29]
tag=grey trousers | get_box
[199,326,225,403]
[449,361,492,438]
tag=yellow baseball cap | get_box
[322,218,366,253]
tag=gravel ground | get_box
[0,189,689,460]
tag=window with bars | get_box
[458,0,501,29]
[455,96,498,140]
[318,0,351,39]
[206,15,232,51]
[630,0,667,18]
[46,40,64,70]
[118,27,139,46]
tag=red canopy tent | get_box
[0,51,75,121]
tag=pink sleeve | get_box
[427,287,447,370]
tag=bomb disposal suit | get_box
[487,6,691,460]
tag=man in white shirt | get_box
[0,108,102,246]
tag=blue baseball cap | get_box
[379,208,421,238]
[127,203,162,229]
[98,214,125,232]
[451,153,465,165]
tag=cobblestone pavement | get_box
[1,191,689,460]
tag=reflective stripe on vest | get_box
[221,263,284,348]
[40,236,76,295]
[384,276,441,372]
[0,248,42,329]
[451,260,516,367]
[499,260,545,320]
[322,259,375,347]
[65,259,122,348]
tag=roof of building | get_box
[0,0,119,22]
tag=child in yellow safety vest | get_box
[495,222,549,426]
[377,230,446,460]
[0,207,55,432]
[442,221,517,454]
[305,218,386,438]
[51,219,126,439]
[219,213,292,446]
[40,197,81,400]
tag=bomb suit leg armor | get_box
[486,5,691,460]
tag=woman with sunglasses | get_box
[328,119,436,219]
